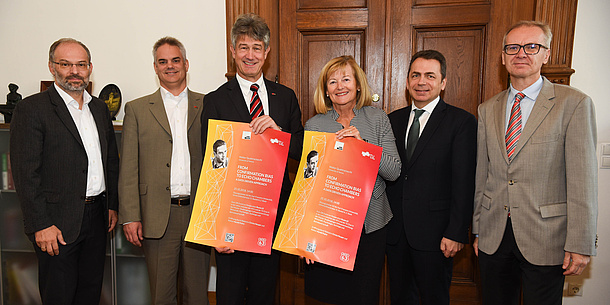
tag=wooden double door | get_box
[224,0,577,304]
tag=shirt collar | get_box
[509,76,543,101]
[412,95,440,113]
[54,83,92,109]
[328,105,364,120]
[160,86,188,100]
[236,73,264,92]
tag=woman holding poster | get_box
[303,55,401,304]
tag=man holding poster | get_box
[200,13,304,305]
[385,50,477,305]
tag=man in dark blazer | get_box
[202,13,303,305]
[10,38,119,305]
[119,37,210,305]
[385,50,477,305]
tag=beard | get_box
[55,72,89,92]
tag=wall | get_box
[0,0,227,291]
[564,0,610,303]
[0,0,228,121]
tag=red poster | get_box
[273,131,382,270]
[186,119,290,254]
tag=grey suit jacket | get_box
[118,89,204,238]
[473,77,597,265]
[10,85,119,243]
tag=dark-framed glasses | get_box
[51,61,90,71]
[503,43,548,55]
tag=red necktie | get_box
[249,83,264,120]
[505,92,525,162]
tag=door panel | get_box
[224,1,578,304]
[300,33,363,121]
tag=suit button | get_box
[166,163,170,167]
[404,175,408,181]
[166,187,170,191]
[504,205,508,210]
[508,180,514,185]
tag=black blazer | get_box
[386,99,476,251]
[201,77,304,224]
[10,85,119,243]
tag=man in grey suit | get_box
[473,21,598,305]
[119,37,210,304]
[10,38,119,304]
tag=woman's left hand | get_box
[335,126,362,140]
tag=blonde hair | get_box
[313,55,372,114]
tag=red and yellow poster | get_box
[186,119,290,254]
[273,131,382,270]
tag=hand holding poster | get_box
[273,131,382,270]
[186,119,290,254]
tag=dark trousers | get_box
[478,218,565,305]
[35,200,107,305]
[386,228,453,305]
[215,249,281,305]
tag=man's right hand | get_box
[123,222,144,247]
[35,225,66,256]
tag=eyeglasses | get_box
[51,61,90,70]
[503,43,548,55]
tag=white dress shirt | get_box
[54,83,105,196]
[160,86,191,197]
[405,96,440,148]
[236,73,269,116]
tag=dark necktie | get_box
[406,109,425,162]
[506,92,525,162]
[249,83,264,120]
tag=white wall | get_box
[0,0,228,121]
[564,0,610,303]
[0,0,226,291]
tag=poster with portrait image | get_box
[185,119,291,254]
[273,131,382,270]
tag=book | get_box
[2,152,8,190]
[6,152,14,190]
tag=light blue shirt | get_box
[505,77,544,131]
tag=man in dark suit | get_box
[119,37,210,305]
[10,38,119,305]
[385,50,477,305]
[202,13,304,305]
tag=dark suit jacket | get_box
[10,85,119,243]
[201,77,304,225]
[386,99,476,251]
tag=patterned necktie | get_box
[406,109,425,162]
[249,83,264,120]
[505,92,525,162]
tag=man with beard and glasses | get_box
[119,36,210,305]
[10,38,119,304]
